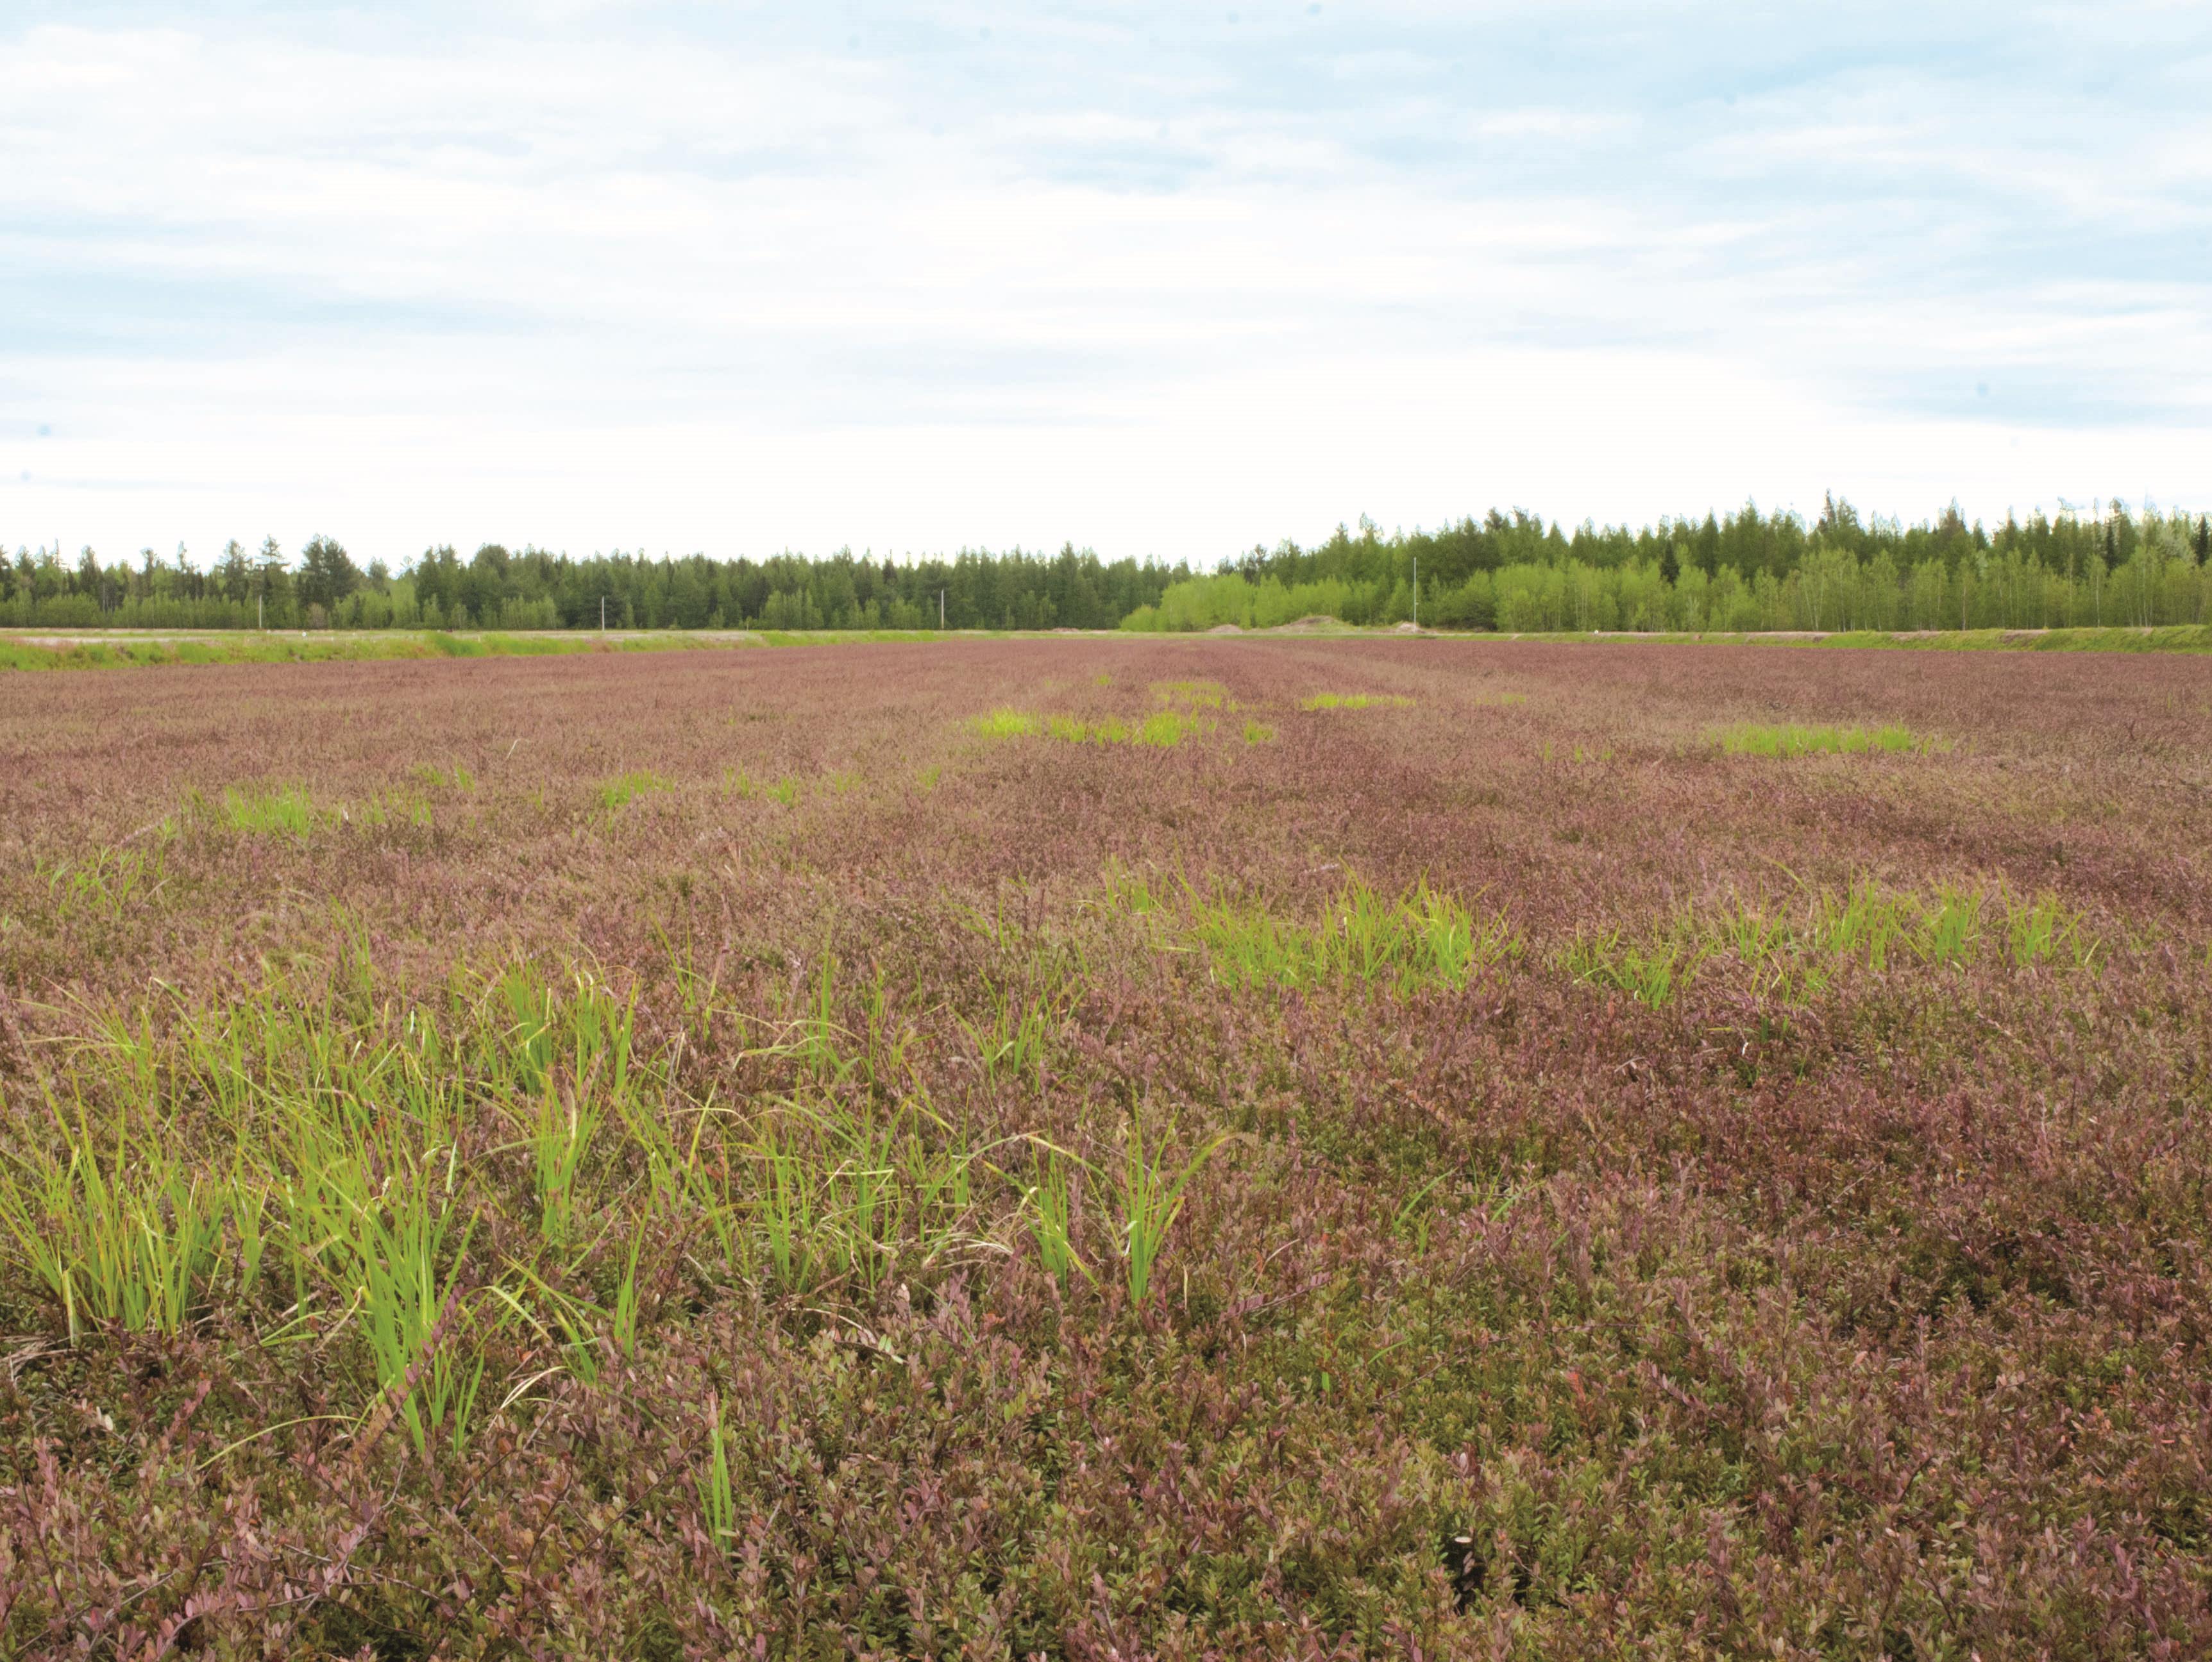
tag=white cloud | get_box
[1,3,2207,569]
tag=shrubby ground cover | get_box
[1,637,2209,1657]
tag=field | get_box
[2,637,2209,1658]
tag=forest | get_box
[1122,498,2212,634]
[0,540,1183,634]
[4,496,2209,635]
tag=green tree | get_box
[254,537,292,625]
[215,540,251,603]
[298,535,360,616]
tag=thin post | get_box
[1412,557,1417,630]
[940,589,945,630]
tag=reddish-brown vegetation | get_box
[1,637,2209,1658]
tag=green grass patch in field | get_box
[414,762,476,791]
[1714,721,1939,757]
[1578,880,2101,1011]
[41,846,165,921]
[1045,714,1131,744]
[2003,890,2095,967]
[1133,710,1201,747]
[1103,862,1169,916]
[1242,719,1276,744]
[0,950,993,1422]
[1190,878,1519,995]
[970,709,1041,739]
[975,707,1206,747]
[359,791,435,828]
[725,769,804,804]
[1301,692,1416,712]
[0,1124,233,1341]
[223,782,318,837]
[1564,931,1689,1007]
[1152,678,1227,710]
[598,769,673,812]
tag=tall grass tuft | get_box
[414,762,476,792]
[1019,1145,1090,1291]
[42,845,163,922]
[350,1179,487,1459]
[2005,891,2097,968]
[745,1096,978,1298]
[1190,879,1518,995]
[1688,878,2098,1003]
[961,978,1056,1091]
[698,1395,737,1554]
[0,1113,230,1341]
[598,769,672,812]
[223,782,318,836]
[1563,931,1690,1007]
[1117,1120,1232,1305]
[498,968,632,1243]
[1918,884,1986,966]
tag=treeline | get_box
[6,496,2210,635]
[1120,498,2212,633]
[0,539,1186,632]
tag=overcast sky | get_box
[4,2,2208,570]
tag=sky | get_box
[3,2,2209,572]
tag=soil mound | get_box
[1271,614,1343,634]
[1207,623,1244,635]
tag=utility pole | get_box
[600,595,606,632]
[1412,557,1418,630]
[940,589,945,630]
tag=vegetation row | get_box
[6,494,2209,635]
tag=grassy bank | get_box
[0,626,965,673]
[1509,623,2212,652]
[8,620,2211,676]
